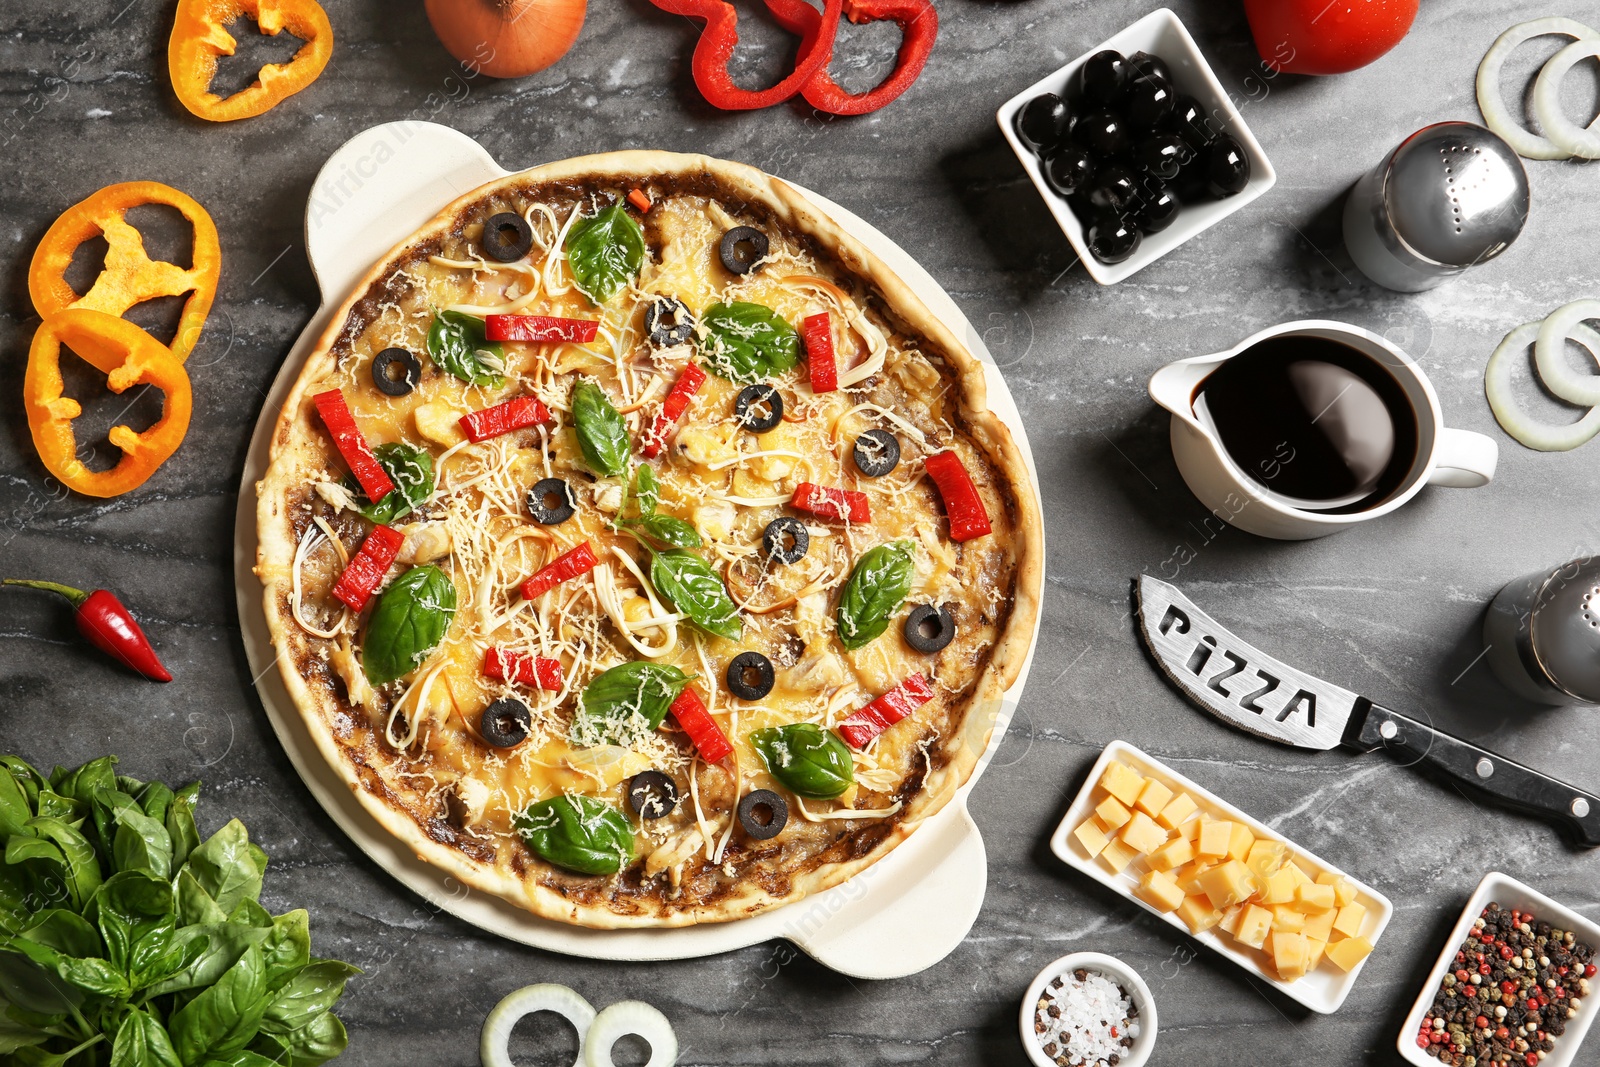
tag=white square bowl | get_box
[1396,871,1600,1067]
[996,7,1276,285]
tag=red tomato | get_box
[1243,0,1420,76]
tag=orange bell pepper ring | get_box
[169,0,334,122]
[23,309,194,499]
[28,181,221,364]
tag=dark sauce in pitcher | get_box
[1197,336,1419,511]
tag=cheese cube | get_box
[1317,871,1358,907]
[1197,819,1234,858]
[1175,859,1218,896]
[1147,836,1196,872]
[1157,792,1199,830]
[1119,811,1169,855]
[1325,935,1374,972]
[1099,838,1139,875]
[1301,907,1336,942]
[1234,903,1273,949]
[1134,778,1174,818]
[1135,869,1185,912]
[1218,903,1246,937]
[1197,859,1257,909]
[1177,894,1223,934]
[1285,862,1313,887]
[1305,936,1328,969]
[1245,839,1290,883]
[1332,901,1367,939]
[1226,822,1256,861]
[1072,818,1111,858]
[1271,931,1310,980]
[1262,868,1299,905]
[1098,762,1145,806]
[1270,905,1306,934]
[1295,883,1336,912]
[1094,795,1133,831]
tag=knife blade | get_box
[1135,574,1600,848]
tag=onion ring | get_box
[1486,320,1600,451]
[582,1000,679,1067]
[1534,300,1600,404]
[481,983,596,1067]
[1476,17,1600,160]
[1533,40,1600,158]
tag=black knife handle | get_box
[1353,702,1600,848]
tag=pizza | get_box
[254,151,1041,928]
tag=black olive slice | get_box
[480,698,531,748]
[762,517,809,565]
[735,384,783,433]
[527,478,575,525]
[372,348,422,397]
[627,771,679,820]
[738,789,788,840]
[852,429,901,477]
[726,651,775,701]
[904,604,956,654]
[645,296,696,348]
[718,226,769,276]
[481,212,533,263]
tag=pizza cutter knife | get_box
[1134,574,1600,847]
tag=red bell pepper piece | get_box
[520,542,600,600]
[804,312,838,393]
[2,579,173,682]
[483,648,564,691]
[645,0,843,110]
[668,686,733,762]
[767,0,938,115]
[329,524,405,612]
[313,389,394,503]
[923,450,992,542]
[838,673,935,749]
[484,315,600,344]
[640,362,707,459]
[791,482,870,524]
[458,396,552,443]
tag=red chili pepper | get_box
[329,525,404,611]
[646,0,843,110]
[3,579,172,682]
[484,315,600,344]
[668,686,733,762]
[520,542,600,600]
[791,482,870,524]
[627,189,653,213]
[312,389,394,502]
[457,396,552,443]
[923,450,992,542]
[803,312,837,393]
[839,673,934,748]
[767,0,938,115]
[640,362,707,458]
[483,648,563,691]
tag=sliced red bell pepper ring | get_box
[803,312,838,393]
[669,686,733,762]
[767,0,938,115]
[646,0,844,110]
[312,389,395,503]
[330,524,404,611]
[520,542,601,601]
[839,673,935,748]
[640,362,707,459]
[791,482,871,524]
[484,648,564,691]
[923,450,992,542]
[484,315,600,344]
[458,396,552,443]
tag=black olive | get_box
[1077,50,1127,105]
[628,771,679,819]
[1016,93,1072,153]
[480,698,531,748]
[738,789,788,840]
[1042,143,1097,198]
[1087,214,1143,265]
[1132,183,1182,234]
[851,429,901,477]
[735,384,782,433]
[903,604,956,654]
[1086,164,1140,215]
[371,347,421,397]
[1076,111,1128,158]
[1131,131,1188,180]
[726,651,775,701]
[1127,51,1173,85]
[719,226,769,276]
[481,212,533,263]
[527,478,575,525]
[1123,74,1176,129]
[1206,135,1251,198]
[762,517,809,565]
[645,296,696,348]
[1168,95,1219,151]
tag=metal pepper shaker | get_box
[1484,557,1600,705]
[1343,121,1530,293]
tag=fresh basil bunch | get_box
[427,310,505,387]
[362,565,457,685]
[515,795,634,876]
[571,378,630,479]
[574,662,693,746]
[345,443,433,524]
[698,302,800,383]
[0,754,356,1066]
[750,724,855,799]
[652,551,741,641]
[564,204,646,306]
[836,540,916,651]
[617,466,701,550]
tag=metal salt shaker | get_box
[1343,121,1530,292]
[1484,557,1600,705]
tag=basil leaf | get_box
[515,795,635,876]
[698,301,800,383]
[750,724,855,799]
[110,1008,182,1067]
[362,565,457,686]
[574,662,693,746]
[634,464,660,518]
[0,950,81,1015]
[836,540,916,651]
[23,818,100,909]
[571,378,629,478]
[346,443,434,525]
[0,757,46,811]
[32,790,79,822]
[48,756,116,807]
[144,920,272,998]
[259,960,360,1035]
[133,779,175,826]
[627,514,701,550]
[113,805,173,879]
[651,550,741,640]
[564,204,646,306]
[96,870,182,988]
[268,1007,347,1067]
[0,1011,52,1055]
[0,767,34,840]
[259,911,311,993]
[183,820,265,917]
[167,781,201,871]
[427,310,505,387]
[18,909,100,961]
[168,943,269,1066]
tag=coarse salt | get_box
[1033,969,1140,1066]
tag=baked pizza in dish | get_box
[255,151,1041,928]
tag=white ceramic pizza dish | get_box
[1049,740,1393,1013]
[232,121,1044,978]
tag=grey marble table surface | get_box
[3,0,1599,1063]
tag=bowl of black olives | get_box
[997,8,1275,284]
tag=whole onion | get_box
[425,0,585,79]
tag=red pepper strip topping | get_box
[668,686,733,762]
[645,0,844,110]
[2,579,173,682]
[640,362,707,459]
[484,315,600,344]
[483,648,564,691]
[627,189,653,213]
[329,525,404,612]
[839,673,935,749]
[458,396,553,443]
[804,312,838,393]
[791,482,871,524]
[312,389,395,502]
[923,450,992,542]
[520,542,600,601]
[767,0,938,116]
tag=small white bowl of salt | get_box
[1019,952,1157,1067]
